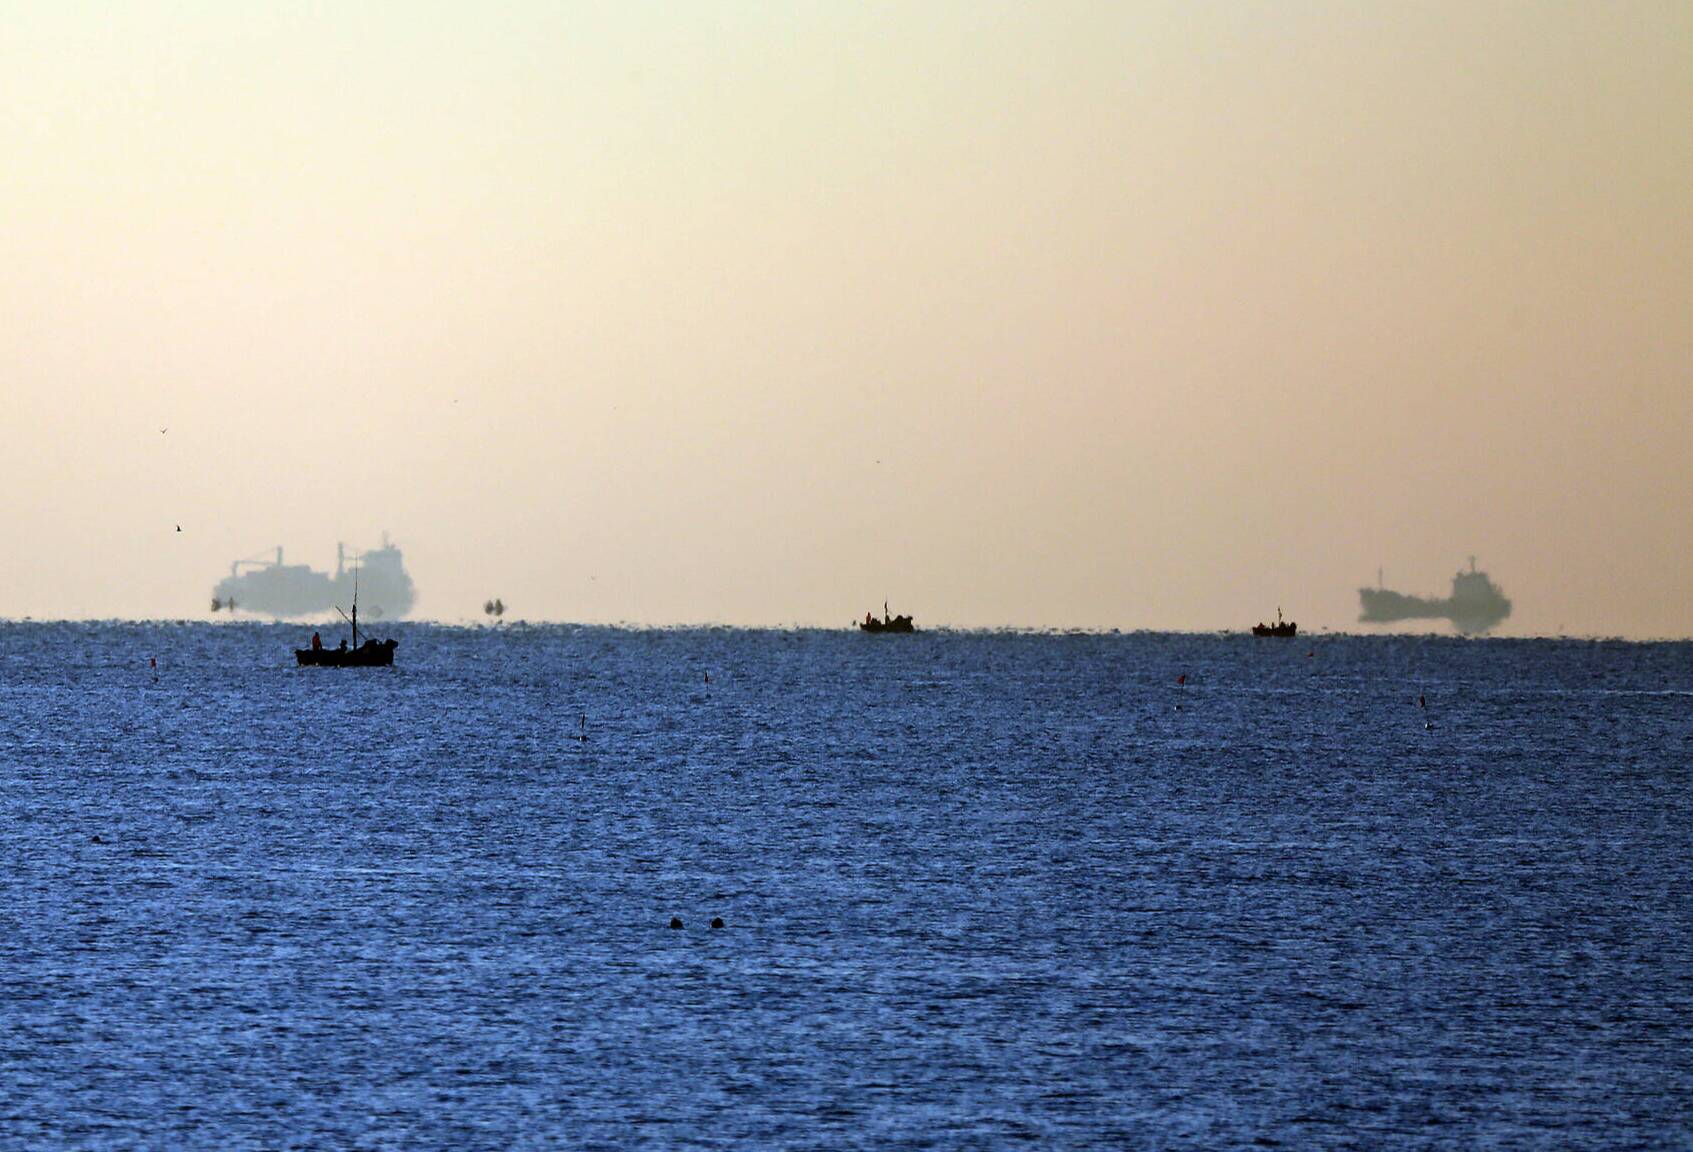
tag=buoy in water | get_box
[710,917,725,929]
[1176,673,1186,685]
[668,917,684,930]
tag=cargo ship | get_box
[1359,558,1510,635]
[212,534,416,620]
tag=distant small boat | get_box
[295,565,397,667]
[1252,608,1297,638]
[296,638,397,667]
[860,603,915,633]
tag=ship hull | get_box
[215,544,415,619]
[1358,583,1510,635]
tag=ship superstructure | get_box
[1359,557,1510,635]
[212,534,415,619]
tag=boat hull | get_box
[296,640,397,667]
[1251,623,1297,637]
[859,617,916,633]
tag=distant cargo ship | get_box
[1359,558,1510,635]
[212,534,415,620]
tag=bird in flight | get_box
[176,525,182,533]
[160,427,168,434]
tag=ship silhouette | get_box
[212,533,415,620]
[1359,557,1510,635]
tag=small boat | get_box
[295,566,398,667]
[860,602,916,633]
[296,637,397,667]
[1252,608,1297,638]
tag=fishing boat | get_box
[859,603,916,633]
[296,637,397,667]
[1252,608,1297,638]
[295,568,398,667]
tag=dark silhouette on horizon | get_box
[1252,608,1297,637]
[860,601,915,633]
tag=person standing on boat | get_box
[311,631,322,652]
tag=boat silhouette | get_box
[295,566,397,667]
[1252,608,1297,638]
[859,602,915,633]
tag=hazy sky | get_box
[3,2,1689,634]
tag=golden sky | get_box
[2,2,1689,634]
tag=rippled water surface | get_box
[2,623,1690,1149]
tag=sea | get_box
[1,622,1689,1150]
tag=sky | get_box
[2,1,1689,635]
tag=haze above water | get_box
[3,4,1690,635]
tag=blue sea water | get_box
[1,622,1689,1149]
